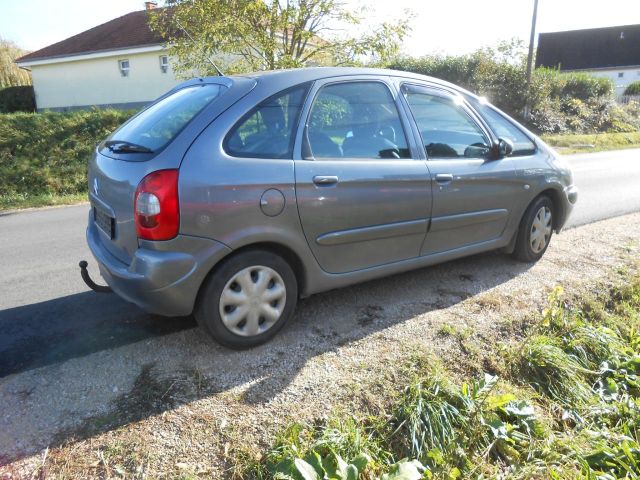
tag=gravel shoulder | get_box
[2,212,640,477]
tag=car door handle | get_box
[313,175,339,186]
[435,173,454,184]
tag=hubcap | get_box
[219,266,286,337]
[530,206,552,254]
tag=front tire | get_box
[512,196,554,263]
[195,250,298,349]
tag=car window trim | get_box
[399,82,497,162]
[294,77,420,162]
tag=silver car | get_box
[85,67,578,348]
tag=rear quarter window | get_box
[106,83,226,153]
[224,84,309,159]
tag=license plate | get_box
[94,206,114,239]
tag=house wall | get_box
[29,49,182,111]
[586,67,640,96]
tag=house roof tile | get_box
[536,24,640,71]
[17,10,165,62]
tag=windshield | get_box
[107,83,227,152]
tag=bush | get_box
[561,72,614,100]
[624,81,640,96]
[0,85,35,113]
[0,109,133,205]
[386,48,633,135]
[388,48,528,118]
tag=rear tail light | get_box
[134,169,179,240]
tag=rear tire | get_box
[512,196,554,263]
[195,250,298,349]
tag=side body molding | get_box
[316,219,428,246]
[429,209,509,232]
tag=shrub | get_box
[561,72,614,101]
[388,49,528,118]
[386,48,633,135]
[0,85,35,113]
[0,109,134,205]
[624,81,640,96]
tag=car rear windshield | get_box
[106,84,227,153]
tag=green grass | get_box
[0,192,87,211]
[0,109,133,211]
[243,277,640,479]
[542,131,640,154]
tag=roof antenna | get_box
[175,19,224,76]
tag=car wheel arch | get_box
[536,187,564,231]
[194,241,308,310]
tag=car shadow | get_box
[0,250,533,465]
[0,292,195,378]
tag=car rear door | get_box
[294,77,431,274]
[400,83,521,255]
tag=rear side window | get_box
[108,84,226,152]
[307,81,410,159]
[475,104,536,156]
[225,85,308,159]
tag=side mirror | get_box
[497,138,513,158]
[489,138,513,160]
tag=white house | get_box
[15,2,182,111]
[536,24,640,97]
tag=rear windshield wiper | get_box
[105,140,153,153]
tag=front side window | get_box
[106,83,226,153]
[473,103,536,156]
[403,85,490,159]
[225,85,308,159]
[119,59,130,77]
[307,81,410,159]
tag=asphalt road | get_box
[1,148,639,377]
[564,148,640,227]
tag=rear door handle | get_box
[313,175,339,186]
[435,173,454,184]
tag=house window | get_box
[159,55,169,73]
[119,59,130,77]
[618,72,624,78]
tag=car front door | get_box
[294,78,431,274]
[400,83,521,255]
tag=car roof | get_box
[244,66,461,89]
[189,67,478,100]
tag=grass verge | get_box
[0,192,87,211]
[542,131,640,154]
[0,110,132,211]
[246,278,640,479]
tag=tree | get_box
[149,0,411,76]
[0,37,31,89]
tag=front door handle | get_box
[435,173,454,184]
[313,175,339,186]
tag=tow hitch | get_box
[79,260,113,293]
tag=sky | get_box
[1,0,639,56]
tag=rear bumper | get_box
[87,222,231,316]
